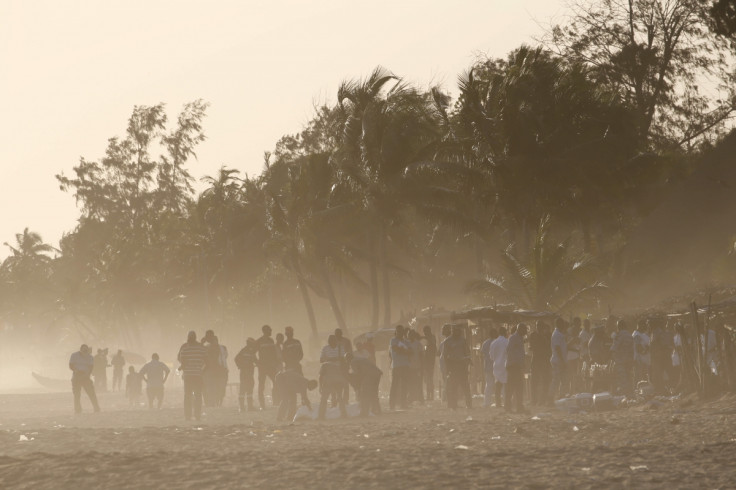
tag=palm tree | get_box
[466,216,610,313]
[334,66,442,328]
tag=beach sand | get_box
[0,389,735,489]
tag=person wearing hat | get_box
[69,344,100,414]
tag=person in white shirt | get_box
[139,353,171,409]
[488,326,509,408]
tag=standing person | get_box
[489,326,508,408]
[93,348,109,393]
[505,323,527,413]
[334,328,353,403]
[632,320,651,385]
[347,352,383,416]
[422,326,437,401]
[111,350,126,392]
[441,325,472,409]
[235,338,258,412]
[407,329,424,403]
[69,344,100,414]
[529,322,551,406]
[550,319,568,401]
[611,320,634,396]
[282,326,304,374]
[178,331,207,421]
[437,324,453,401]
[125,366,143,407]
[256,325,281,409]
[273,368,317,422]
[201,331,221,407]
[139,353,170,410]
[388,325,411,410]
[481,326,496,408]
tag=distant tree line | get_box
[1,0,734,348]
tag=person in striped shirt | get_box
[178,331,207,421]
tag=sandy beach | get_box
[0,389,735,489]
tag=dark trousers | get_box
[505,365,524,412]
[530,362,550,405]
[615,362,633,397]
[258,366,277,409]
[389,366,410,409]
[72,375,100,413]
[239,369,255,410]
[423,362,435,400]
[446,364,472,409]
[183,375,203,421]
[358,373,382,416]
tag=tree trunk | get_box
[368,233,379,329]
[292,256,318,339]
[320,261,348,333]
[379,230,391,328]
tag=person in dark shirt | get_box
[274,369,317,422]
[69,344,100,414]
[440,325,472,409]
[347,352,383,416]
[256,325,280,410]
[178,330,207,421]
[334,328,352,403]
[281,326,304,374]
[235,338,258,412]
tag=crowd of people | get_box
[68,314,724,420]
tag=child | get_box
[126,366,142,407]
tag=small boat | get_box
[31,372,69,392]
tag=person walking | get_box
[69,344,100,414]
[178,331,207,421]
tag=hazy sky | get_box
[1,0,564,254]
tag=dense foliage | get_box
[2,1,734,349]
